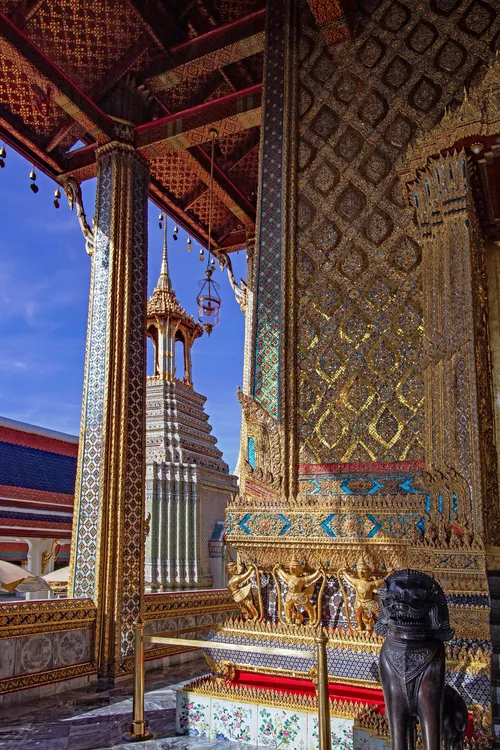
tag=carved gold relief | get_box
[227,557,263,622]
[273,557,325,626]
[237,389,283,493]
[338,554,388,633]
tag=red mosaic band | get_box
[298,461,426,476]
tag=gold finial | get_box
[158,213,170,291]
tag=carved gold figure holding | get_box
[338,555,388,633]
[227,558,262,622]
[273,557,325,626]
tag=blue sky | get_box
[0,149,246,471]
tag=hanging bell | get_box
[158,213,164,229]
[29,167,39,194]
[173,225,178,240]
[0,144,6,168]
[186,236,192,252]
[210,256,216,270]
[53,187,61,209]
[199,247,205,262]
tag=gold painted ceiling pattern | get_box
[0,0,272,251]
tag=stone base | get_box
[176,686,390,748]
[201,620,491,708]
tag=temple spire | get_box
[158,217,170,291]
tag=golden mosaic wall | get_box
[295,0,500,466]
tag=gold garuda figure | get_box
[273,556,326,626]
[338,554,388,633]
[227,556,263,621]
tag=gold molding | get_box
[213,659,383,689]
[0,662,96,695]
[144,590,236,621]
[0,598,96,639]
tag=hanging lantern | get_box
[173,224,178,240]
[53,187,61,208]
[29,167,39,194]
[196,269,221,336]
[186,236,192,252]
[195,128,221,334]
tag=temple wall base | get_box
[176,687,385,749]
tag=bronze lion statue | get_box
[375,570,468,750]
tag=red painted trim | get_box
[170,8,266,54]
[0,426,78,457]
[135,84,262,134]
[0,543,28,551]
[0,528,70,539]
[298,461,425,476]
[0,524,73,536]
[232,670,385,708]
[0,486,74,507]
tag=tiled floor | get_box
[0,660,252,750]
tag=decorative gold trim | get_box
[403,56,500,175]
[144,590,236,621]
[0,662,96,695]
[0,598,96,639]
[216,618,490,666]
[212,660,382,689]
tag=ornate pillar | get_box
[413,151,499,545]
[68,141,149,677]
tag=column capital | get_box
[96,140,150,174]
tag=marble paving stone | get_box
[0,658,210,750]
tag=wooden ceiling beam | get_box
[147,89,258,233]
[125,0,178,55]
[63,85,261,229]
[0,11,115,144]
[148,176,211,249]
[183,135,260,211]
[145,8,265,93]
[0,116,63,177]
[46,33,152,153]
[135,84,261,155]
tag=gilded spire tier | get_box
[145,217,237,591]
[146,220,203,385]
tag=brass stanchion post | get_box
[315,631,332,750]
[126,619,153,741]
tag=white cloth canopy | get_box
[43,566,70,583]
[0,560,50,593]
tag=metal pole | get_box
[315,631,332,750]
[125,619,153,741]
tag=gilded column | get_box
[485,241,500,523]
[413,152,499,545]
[68,141,149,677]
